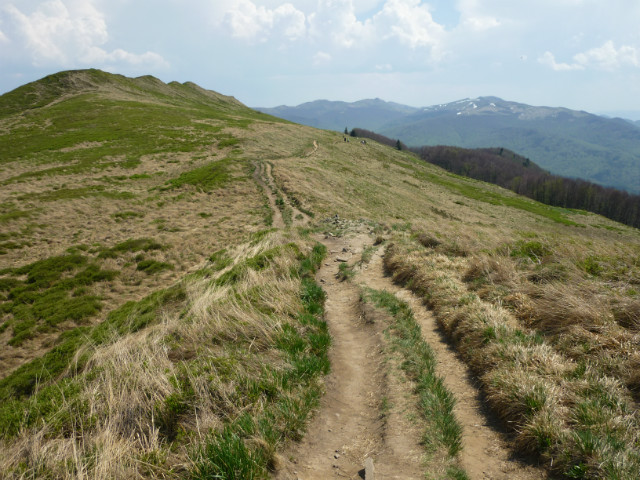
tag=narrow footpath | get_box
[255,148,550,479]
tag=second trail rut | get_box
[275,230,552,480]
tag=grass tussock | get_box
[383,238,640,479]
[0,231,330,479]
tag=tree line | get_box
[414,145,640,228]
[349,128,640,229]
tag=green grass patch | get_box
[113,210,145,221]
[164,159,232,192]
[97,237,164,259]
[1,255,118,345]
[0,209,31,224]
[362,287,466,469]
[217,136,240,148]
[208,249,233,271]
[136,259,174,275]
[579,256,603,276]
[0,240,30,255]
[511,240,552,262]
[337,262,355,281]
[417,171,580,226]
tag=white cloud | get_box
[461,15,500,31]
[224,0,446,59]
[540,41,640,72]
[538,51,584,71]
[373,0,445,49]
[308,0,374,48]
[313,51,332,66]
[455,0,502,32]
[1,0,168,68]
[224,1,306,42]
[574,41,639,70]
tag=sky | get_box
[1,0,640,117]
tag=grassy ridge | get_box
[2,69,640,480]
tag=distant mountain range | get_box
[258,98,419,132]
[256,97,640,194]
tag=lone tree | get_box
[396,139,402,151]
[344,127,348,135]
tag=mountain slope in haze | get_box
[255,97,419,132]
[2,70,640,480]
[260,96,640,194]
[380,96,640,193]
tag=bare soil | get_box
[275,232,426,480]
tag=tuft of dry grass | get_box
[611,298,640,330]
[518,282,614,333]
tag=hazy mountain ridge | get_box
[258,96,640,194]
[256,97,419,131]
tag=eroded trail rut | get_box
[359,247,549,480]
[276,234,425,480]
[277,237,383,479]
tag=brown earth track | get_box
[275,232,426,480]
[254,161,285,229]
[254,160,310,228]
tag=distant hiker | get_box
[344,137,347,142]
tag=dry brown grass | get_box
[518,282,614,333]
[0,231,318,479]
[0,147,265,376]
[383,237,640,478]
[612,297,640,330]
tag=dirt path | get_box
[275,233,426,480]
[254,161,285,229]
[357,246,550,480]
[254,160,310,228]
[258,153,549,478]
